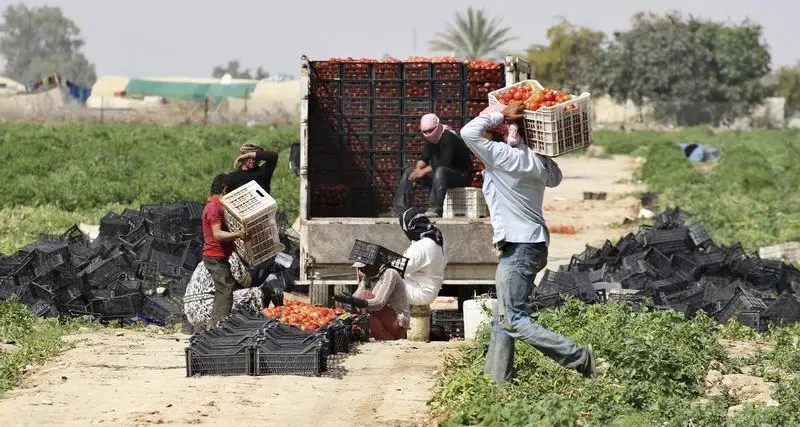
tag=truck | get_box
[294,55,532,307]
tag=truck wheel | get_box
[310,283,331,307]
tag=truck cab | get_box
[296,55,531,306]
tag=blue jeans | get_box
[484,242,589,383]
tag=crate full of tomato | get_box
[488,80,593,157]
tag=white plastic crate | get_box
[488,80,593,157]
[758,242,800,264]
[443,187,489,219]
[221,180,285,266]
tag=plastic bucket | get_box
[463,298,496,340]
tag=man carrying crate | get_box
[202,173,251,325]
[459,102,595,384]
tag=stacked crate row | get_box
[307,60,504,217]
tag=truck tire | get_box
[310,283,331,307]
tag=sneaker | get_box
[578,344,596,378]
[425,210,441,218]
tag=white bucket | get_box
[463,298,497,340]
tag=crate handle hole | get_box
[255,189,265,198]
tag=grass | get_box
[430,299,800,426]
[0,300,95,394]
[0,123,299,254]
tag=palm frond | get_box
[428,7,515,60]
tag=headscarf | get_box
[420,113,454,144]
[479,105,522,147]
[400,208,444,247]
[240,141,263,154]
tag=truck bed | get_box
[298,216,497,284]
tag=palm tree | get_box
[429,7,517,60]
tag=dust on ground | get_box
[0,155,644,427]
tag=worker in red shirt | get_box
[202,173,249,325]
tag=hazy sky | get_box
[3,0,794,78]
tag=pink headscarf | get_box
[420,114,453,144]
[479,105,522,147]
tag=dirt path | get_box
[541,154,645,277]
[0,155,643,427]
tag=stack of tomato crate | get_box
[307,57,504,217]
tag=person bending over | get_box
[334,260,410,340]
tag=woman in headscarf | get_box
[399,207,447,306]
[333,255,410,341]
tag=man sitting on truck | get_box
[231,142,280,194]
[392,114,472,218]
[459,103,595,384]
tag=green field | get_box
[0,123,299,254]
[430,299,800,426]
[1,124,798,255]
[1,123,800,421]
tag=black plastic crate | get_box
[253,344,324,377]
[185,346,253,377]
[402,98,432,115]
[433,62,462,80]
[647,276,689,295]
[342,98,370,116]
[29,282,55,303]
[762,292,800,325]
[430,310,464,337]
[403,63,431,80]
[693,248,728,275]
[12,253,37,287]
[28,299,59,318]
[0,276,16,300]
[372,117,401,134]
[142,295,183,324]
[714,286,768,324]
[342,81,370,98]
[373,98,401,115]
[374,81,401,98]
[687,222,712,247]
[310,61,340,80]
[373,62,402,80]
[92,293,143,318]
[34,252,65,279]
[653,207,691,229]
[434,99,463,117]
[61,224,85,245]
[80,257,124,288]
[349,240,409,277]
[645,227,690,254]
[466,66,503,82]
[342,63,370,80]
[121,225,147,246]
[99,213,130,238]
[434,81,463,99]
[531,292,566,311]
[341,314,370,342]
[643,248,672,277]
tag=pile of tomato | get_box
[320,56,501,68]
[495,84,574,112]
[261,300,345,332]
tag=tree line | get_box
[1,3,798,123]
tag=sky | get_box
[2,0,794,78]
